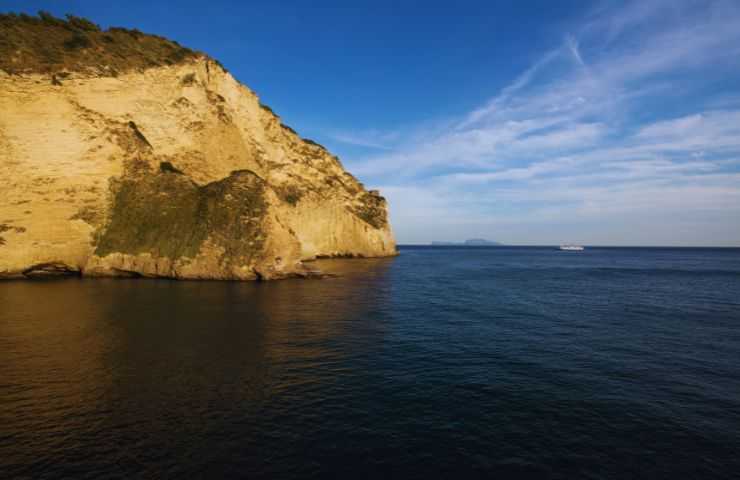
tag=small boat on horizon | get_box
[559,244,585,251]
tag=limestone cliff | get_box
[0,13,396,280]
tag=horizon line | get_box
[397,244,740,248]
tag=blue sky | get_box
[5,1,740,245]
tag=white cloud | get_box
[325,129,400,150]
[566,35,585,67]
[350,0,740,245]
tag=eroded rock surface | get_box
[0,13,396,280]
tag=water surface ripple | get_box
[1,246,739,478]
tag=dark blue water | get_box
[2,246,740,479]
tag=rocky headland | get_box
[0,12,396,280]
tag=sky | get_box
[4,0,740,246]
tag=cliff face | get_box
[0,13,396,280]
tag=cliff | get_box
[0,13,396,280]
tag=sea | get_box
[2,246,740,479]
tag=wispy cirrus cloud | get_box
[342,0,740,245]
[324,129,400,150]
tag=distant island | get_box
[431,239,502,246]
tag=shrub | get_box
[277,186,303,205]
[259,102,276,115]
[281,124,297,135]
[65,14,100,32]
[63,33,92,50]
[0,11,201,75]
[39,10,64,26]
[302,138,327,150]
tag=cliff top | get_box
[0,11,204,75]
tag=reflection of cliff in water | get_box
[0,256,395,475]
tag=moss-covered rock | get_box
[95,168,268,266]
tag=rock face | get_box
[0,13,396,280]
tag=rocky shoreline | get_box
[0,13,397,280]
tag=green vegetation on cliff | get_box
[96,168,268,264]
[0,11,200,75]
[352,192,389,229]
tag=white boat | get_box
[559,244,584,251]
